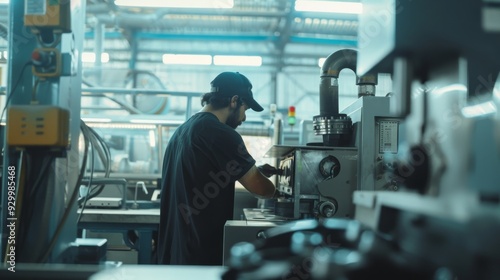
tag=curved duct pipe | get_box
[319,49,378,115]
[314,49,378,146]
[319,49,357,117]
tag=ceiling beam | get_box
[84,47,340,58]
[273,0,297,71]
[90,57,326,69]
[84,31,357,45]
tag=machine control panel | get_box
[378,120,399,154]
[278,156,294,195]
[375,118,402,191]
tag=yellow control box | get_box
[24,0,71,33]
[7,105,70,148]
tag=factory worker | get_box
[157,72,278,265]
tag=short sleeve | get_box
[201,126,256,182]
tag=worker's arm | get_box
[238,165,277,199]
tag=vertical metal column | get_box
[48,0,86,263]
[94,20,105,86]
[129,31,138,71]
[91,21,105,115]
[1,0,86,263]
[271,71,278,105]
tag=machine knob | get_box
[319,201,337,218]
[32,49,54,67]
[319,155,341,178]
[256,230,267,239]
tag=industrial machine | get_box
[224,0,500,279]
[224,48,402,264]
[267,145,357,219]
[254,48,401,221]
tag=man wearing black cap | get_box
[157,72,278,265]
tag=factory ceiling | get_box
[0,1,360,69]
[0,1,363,115]
[83,0,360,70]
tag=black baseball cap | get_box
[210,72,264,112]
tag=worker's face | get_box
[226,98,248,129]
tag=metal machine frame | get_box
[266,145,358,219]
[341,96,403,191]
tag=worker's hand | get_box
[257,164,280,178]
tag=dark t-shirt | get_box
[157,112,255,265]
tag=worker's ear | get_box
[230,95,239,109]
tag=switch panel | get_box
[7,105,70,148]
[278,156,294,195]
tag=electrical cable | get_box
[77,138,95,225]
[91,125,111,176]
[77,122,111,204]
[28,155,55,200]
[14,152,54,261]
[39,120,90,263]
[85,121,110,174]
[77,126,100,204]
[76,121,112,231]
[32,155,53,261]
[85,124,105,168]
[89,126,110,174]
[0,62,33,124]
[77,123,91,208]
[88,124,112,196]
[19,153,46,256]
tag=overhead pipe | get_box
[94,13,160,28]
[86,3,111,14]
[314,49,378,146]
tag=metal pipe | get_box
[320,49,357,116]
[315,49,358,146]
[357,74,378,98]
[94,21,104,86]
[132,181,148,209]
[82,87,201,97]
[86,3,111,14]
[315,49,378,146]
[95,9,169,28]
[321,49,358,78]
[320,49,379,113]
